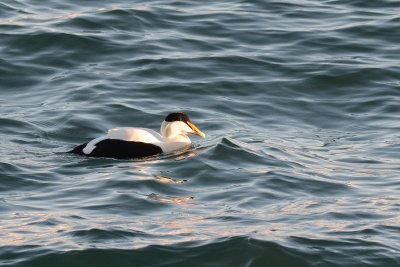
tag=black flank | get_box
[69,139,163,159]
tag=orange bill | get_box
[186,121,206,138]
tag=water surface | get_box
[1,0,399,266]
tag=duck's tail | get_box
[68,143,87,155]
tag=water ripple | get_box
[1,0,399,265]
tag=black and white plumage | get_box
[69,112,205,159]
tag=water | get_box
[1,0,399,266]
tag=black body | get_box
[69,139,163,159]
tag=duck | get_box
[69,112,205,159]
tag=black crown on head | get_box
[165,112,190,122]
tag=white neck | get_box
[160,121,192,142]
[168,134,191,143]
[154,121,192,153]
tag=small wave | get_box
[205,137,292,170]
[1,237,313,267]
[70,227,147,241]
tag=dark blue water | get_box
[1,0,399,266]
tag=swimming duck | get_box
[69,112,205,159]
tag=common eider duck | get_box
[69,112,205,159]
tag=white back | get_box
[107,127,164,143]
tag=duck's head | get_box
[161,112,206,140]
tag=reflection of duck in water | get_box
[69,112,205,159]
